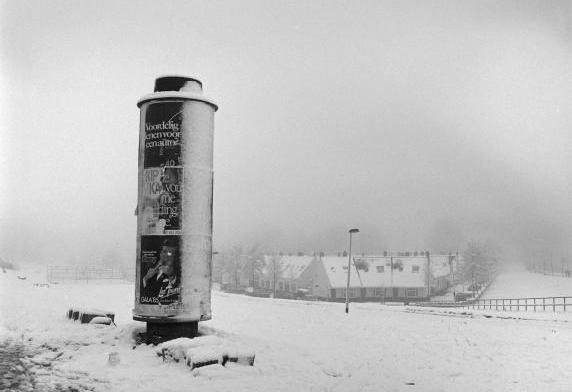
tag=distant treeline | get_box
[0,258,18,270]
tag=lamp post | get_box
[345,228,359,314]
[471,252,476,299]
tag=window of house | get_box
[376,266,384,273]
[412,265,420,273]
[406,288,418,297]
[340,288,358,297]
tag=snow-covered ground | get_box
[1,263,572,391]
[484,264,572,298]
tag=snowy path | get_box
[1,265,572,391]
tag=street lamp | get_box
[345,228,360,314]
[471,252,476,299]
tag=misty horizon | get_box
[1,0,571,266]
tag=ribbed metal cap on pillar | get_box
[154,76,203,93]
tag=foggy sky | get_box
[1,0,571,265]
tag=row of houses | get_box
[218,253,459,302]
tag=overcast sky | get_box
[1,0,571,264]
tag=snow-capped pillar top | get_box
[137,75,218,110]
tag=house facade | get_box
[259,255,315,294]
[297,253,458,302]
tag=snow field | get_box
[1,263,572,391]
[484,264,572,299]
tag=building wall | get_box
[297,258,331,298]
[333,287,362,299]
[335,286,428,300]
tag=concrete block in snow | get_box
[66,307,115,324]
[185,347,224,370]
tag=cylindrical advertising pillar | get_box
[133,76,218,338]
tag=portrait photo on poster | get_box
[139,236,182,305]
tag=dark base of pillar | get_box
[147,322,198,340]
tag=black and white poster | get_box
[139,236,181,305]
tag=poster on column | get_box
[143,102,183,168]
[139,236,182,305]
[140,166,183,235]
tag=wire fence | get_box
[47,265,132,283]
[467,296,571,312]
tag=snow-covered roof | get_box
[321,256,424,288]
[262,255,314,280]
[321,254,455,289]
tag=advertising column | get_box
[133,76,218,339]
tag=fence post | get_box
[495,299,498,311]
[534,298,536,312]
[564,297,567,312]
[502,299,505,311]
[543,297,545,311]
[553,297,556,312]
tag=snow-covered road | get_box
[1,264,571,391]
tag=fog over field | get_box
[1,0,571,265]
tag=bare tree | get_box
[459,241,499,291]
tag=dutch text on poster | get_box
[143,102,183,168]
[140,166,183,235]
